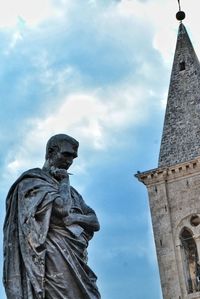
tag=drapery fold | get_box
[3,168,100,299]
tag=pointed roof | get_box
[158,23,200,167]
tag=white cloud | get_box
[116,0,200,64]
[0,0,68,28]
[9,31,23,48]
[0,0,168,185]
[0,0,172,186]
[4,81,157,178]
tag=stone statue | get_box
[3,134,101,299]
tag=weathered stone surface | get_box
[3,134,100,299]
[159,23,200,167]
[136,22,200,299]
[136,159,200,299]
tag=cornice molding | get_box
[135,156,200,186]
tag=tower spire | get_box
[158,23,200,167]
[135,6,200,299]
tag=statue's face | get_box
[49,141,78,170]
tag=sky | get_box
[0,0,200,298]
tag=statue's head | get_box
[45,134,79,170]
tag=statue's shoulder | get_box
[13,168,43,185]
[71,186,82,199]
[18,167,55,181]
[7,168,50,196]
[20,167,44,178]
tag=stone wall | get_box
[137,157,200,299]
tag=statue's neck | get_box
[42,160,51,172]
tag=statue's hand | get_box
[64,214,80,226]
[50,167,69,181]
[64,214,84,237]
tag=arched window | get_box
[180,227,200,293]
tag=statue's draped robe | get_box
[3,168,100,299]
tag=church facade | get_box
[136,17,200,299]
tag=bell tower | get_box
[136,4,200,299]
